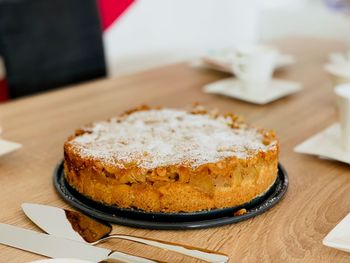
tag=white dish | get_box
[324,63,350,79]
[294,123,350,165]
[191,52,295,74]
[203,78,302,105]
[30,259,92,263]
[323,213,350,253]
[0,139,21,156]
[328,51,350,65]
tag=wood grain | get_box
[0,37,350,262]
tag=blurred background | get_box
[0,0,349,101]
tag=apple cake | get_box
[63,106,279,213]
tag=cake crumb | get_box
[233,208,247,216]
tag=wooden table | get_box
[1,37,350,262]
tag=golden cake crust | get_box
[64,106,279,213]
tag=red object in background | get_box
[0,78,8,102]
[97,0,135,31]
[0,1,136,102]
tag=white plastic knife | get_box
[0,223,157,263]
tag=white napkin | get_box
[294,123,350,165]
[323,213,350,253]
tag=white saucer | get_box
[30,259,92,263]
[203,78,302,105]
[324,63,350,79]
[0,139,22,157]
[294,123,350,165]
[191,53,295,74]
[323,213,350,254]
[328,51,350,65]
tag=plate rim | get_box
[203,78,301,105]
[54,161,288,230]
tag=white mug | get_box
[231,45,278,93]
[335,84,350,151]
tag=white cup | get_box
[335,84,350,151]
[231,45,278,93]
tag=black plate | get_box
[54,161,288,230]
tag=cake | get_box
[64,105,279,213]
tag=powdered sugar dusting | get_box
[69,109,277,169]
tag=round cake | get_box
[64,106,279,213]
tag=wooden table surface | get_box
[1,37,350,262]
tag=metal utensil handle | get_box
[101,234,229,263]
[107,250,159,263]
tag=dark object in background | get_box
[0,0,106,99]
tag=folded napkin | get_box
[324,213,350,253]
